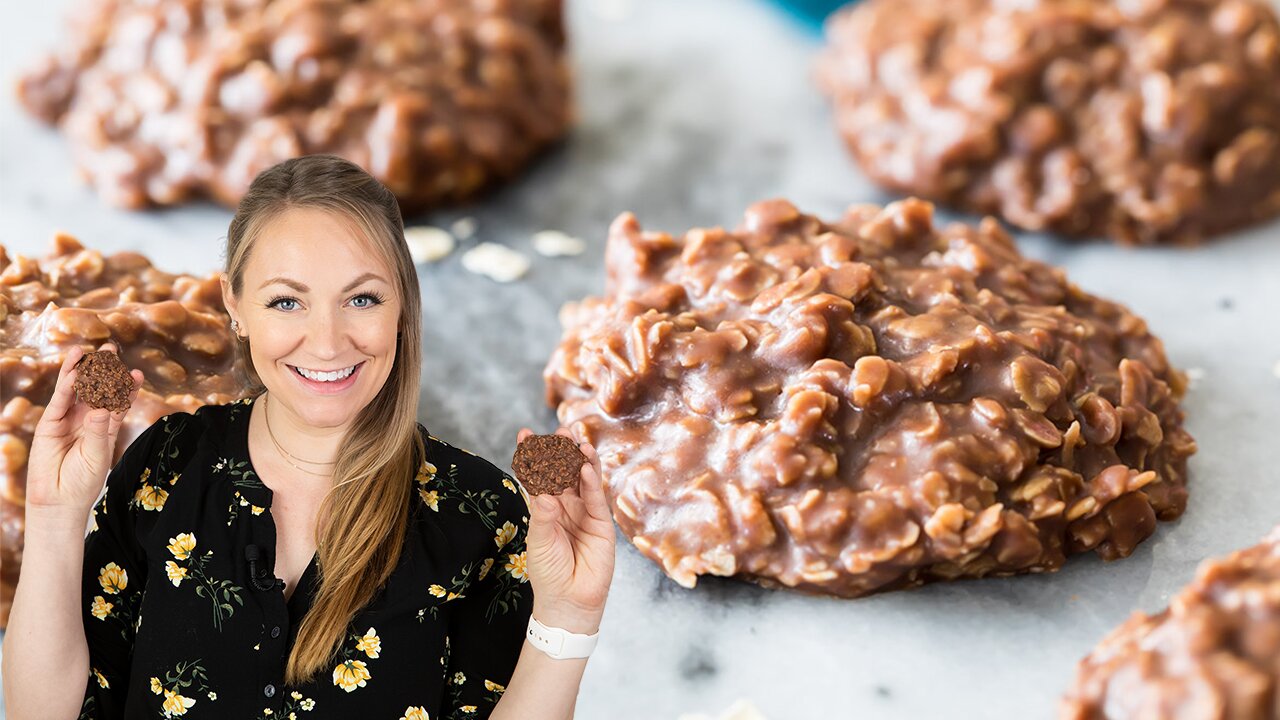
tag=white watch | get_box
[526,616,599,660]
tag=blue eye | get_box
[351,293,386,309]
[267,296,299,311]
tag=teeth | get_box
[296,364,356,382]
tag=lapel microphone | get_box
[244,544,286,592]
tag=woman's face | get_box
[222,206,402,430]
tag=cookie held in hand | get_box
[74,351,133,412]
[512,434,587,496]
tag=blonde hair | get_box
[225,155,424,685]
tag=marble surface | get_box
[3,0,1280,717]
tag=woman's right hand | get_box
[25,343,143,523]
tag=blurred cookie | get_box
[0,234,248,627]
[512,434,586,496]
[1061,527,1280,720]
[817,0,1280,245]
[74,351,134,412]
[16,0,570,212]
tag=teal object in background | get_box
[766,0,852,30]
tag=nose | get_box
[307,307,351,360]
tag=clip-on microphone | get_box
[244,544,285,592]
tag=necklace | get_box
[262,393,336,477]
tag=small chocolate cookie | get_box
[74,351,133,412]
[512,434,587,496]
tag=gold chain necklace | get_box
[262,393,336,477]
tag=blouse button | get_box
[264,684,276,698]
[271,626,282,638]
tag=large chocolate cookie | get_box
[512,433,586,496]
[1061,527,1280,720]
[0,234,249,627]
[544,198,1195,596]
[16,0,570,212]
[74,351,134,412]
[817,0,1280,245]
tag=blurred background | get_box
[3,0,1280,718]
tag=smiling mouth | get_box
[289,361,364,383]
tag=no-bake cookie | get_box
[0,234,248,626]
[1061,527,1280,720]
[17,0,571,212]
[544,198,1195,596]
[817,0,1280,245]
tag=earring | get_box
[230,319,241,336]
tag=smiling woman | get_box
[224,208,405,426]
[1,156,616,720]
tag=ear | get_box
[220,274,240,326]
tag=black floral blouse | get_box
[78,397,533,720]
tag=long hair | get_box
[224,155,424,685]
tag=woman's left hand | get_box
[518,427,616,635]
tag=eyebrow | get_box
[259,272,388,293]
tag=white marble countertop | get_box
[3,1,1280,717]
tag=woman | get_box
[3,155,616,719]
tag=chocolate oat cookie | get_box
[1061,527,1280,720]
[16,0,570,212]
[0,235,249,627]
[544,198,1196,596]
[817,0,1280,245]
[74,351,134,412]
[512,434,586,496]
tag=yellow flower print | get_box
[89,507,99,534]
[169,473,181,485]
[167,533,196,560]
[161,688,197,716]
[332,660,370,692]
[494,521,517,549]
[355,628,381,659]
[504,551,528,581]
[446,591,464,601]
[90,596,113,620]
[477,558,494,581]
[452,671,466,685]
[291,691,302,700]
[140,467,151,483]
[300,698,315,711]
[502,478,517,494]
[400,708,429,720]
[94,668,109,689]
[460,707,477,714]
[251,505,265,515]
[151,677,163,695]
[484,679,506,693]
[98,563,128,594]
[419,488,439,511]
[165,561,188,587]
[208,692,217,701]
[134,484,169,511]
[415,460,437,485]
[429,584,446,598]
